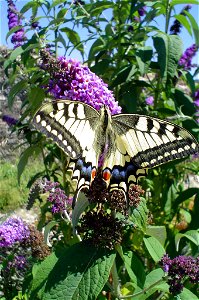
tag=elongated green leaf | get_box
[136,46,153,76]
[174,88,196,116]
[164,182,178,215]
[6,26,23,41]
[8,80,28,109]
[30,252,59,300]
[88,38,105,61]
[28,87,46,110]
[146,226,167,246]
[44,221,58,246]
[72,191,89,232]
[123,250,146,288]
[89,1,114,15]
[153,33,183,83]
[180,287,199,299]
[57,8,67,19]
[184,10,199,45]
[43,243,115,300]
[173,14,192,36]
[18,146,41,183]
[175,229,199,251]
[20,1,37,14]
[143,237,165,262]
[60,27,84,54]
[171,0,199,6]
[133,268,168,300]
[173,188,198,209]
[130,198,148,231]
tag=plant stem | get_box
[61,151,67,191]
[111,259,121,299]
[41,147,49,178]
[119,276,167,299]
[165,0,171,34]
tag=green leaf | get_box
[6,26,24,41]
[173,188,199,210]
[111,65,137,88]
[89,1,114,15]
[44,221,58,246]
[8,80,28,109]
[28,87,46,111]
[72,191,89,232]
[180,287,199,300]
[43,243,116,300]
[18,146,41,183]
[136,46,153,75]
[174,88,196,116]
[60,27,84,55]
[130,198,148,231]
[30,252,59,300]
[173,14,192,36]
[184,10,199,45]
[153,33,183,83]
[175,229,199,251]
[88,39,105,61]
[116,246,137,284]
[20,1,37,14]
[146,226,167,246]
[133,268,168,300]
[57,8,68,19]
[171,0,199,6]
[164,182,178,215]
[143,237,165,262]
[121,248,146,288]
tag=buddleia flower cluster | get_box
[170,5,192,35]
[2,114,18,127]
[43,180,73,214]
[178,44,198,70]
[40,49,121,115]
[7,0,26,48]
[78,172,146,249]
[160,254,199,295]
[0,217,50,298]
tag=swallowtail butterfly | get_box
[33,100,199,202]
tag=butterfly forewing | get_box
[112,114,199,168]
[33,100,100,161]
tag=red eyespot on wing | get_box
[102,169,111,181]
[91,168,97,180]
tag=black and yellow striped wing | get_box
[33,100,199,198]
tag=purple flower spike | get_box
[160,254,199,295]
[7,0,26,48]
[43,180,73,214]
[179,44,198,70]
[2,114,18,126]
[41,53,122,115]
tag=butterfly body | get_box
[33,99,198,201]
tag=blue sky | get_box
[0,1,198,68]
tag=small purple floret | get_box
[145,96,154,106]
